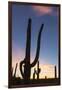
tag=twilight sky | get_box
[12,4,59,78]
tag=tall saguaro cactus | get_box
[20,18,44,80]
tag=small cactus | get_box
[33,68,36,79]
[33,61,41,79]
[55,65,57,78]
[14,63,18,77]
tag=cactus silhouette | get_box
[20,18,44,80]
[55,65,57,78]
[33,68,36,79]
[14,63,18,77]
[33,61,41,79]
[37,61,41,79]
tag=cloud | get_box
[32,6,53,15]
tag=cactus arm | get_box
[25,18,31,62]
[30,24,44,67]
[20,60,25,78]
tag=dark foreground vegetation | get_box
[10,77,60,88]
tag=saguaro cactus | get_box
[20,18,44,80]
[33,61,41,80]
[55,65,57,78]
[33,68,36,79]
[14,63,18,77]
[37,61,41,79]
